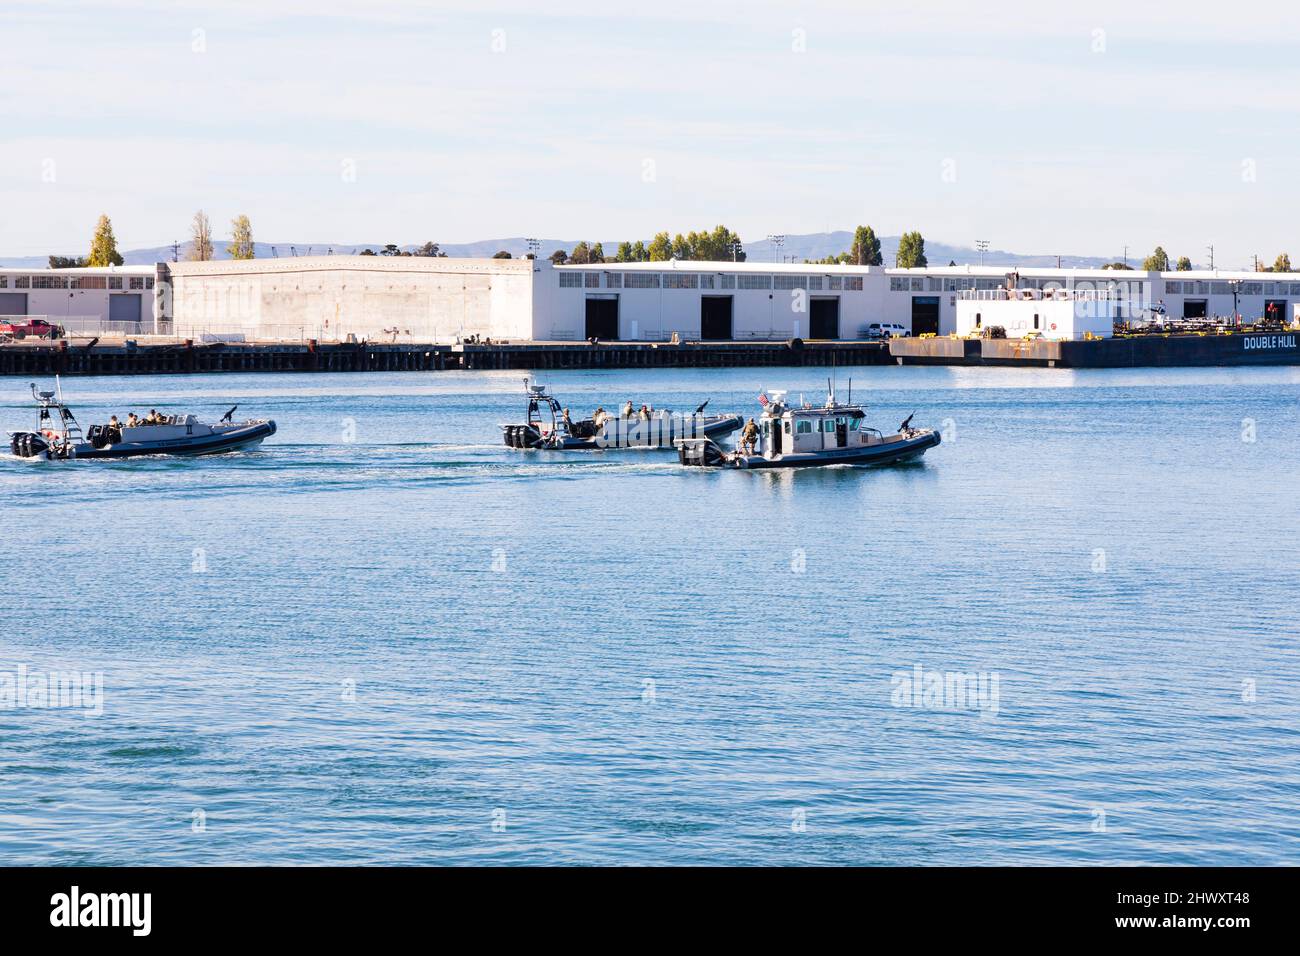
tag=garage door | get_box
[810,298,840,338]
[0,292,28,316]
[911,296,941,336]
[700,296,732,339]
[584,297,618,340]
[109,293,142,323]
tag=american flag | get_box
[757,392,769,407]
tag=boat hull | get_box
[504,414,741,450]
[13,421,276,460]
[734,430,940,468]
[679,429,940,469]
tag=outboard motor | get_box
[677,437,728,467]
[10,431,51,459]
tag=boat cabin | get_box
[757,391,900,458]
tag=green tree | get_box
[647,232,672,262]
[631,240,649,262]
[492,250,512,258]
[378,243,404,256]
[1142,246,1170,271]
[359,248,377,256]
[227,214,255,260]
[670,233,691,260]
[569,241,592,264]
[692,224,744,261]
[1101,262,1133,270]
[412,241,445,257]
[49,254,89,268]
[615,241,633,263]
[549,249,568,264]
[590,242,606,263]
[1176,256,1193,271]
[87,214,124,266]
[849,225,882,266]
[895,231,927,268]
[1273,252,1293,273]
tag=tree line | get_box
[45,221,1295,276]
[547,226,747,265]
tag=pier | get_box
[887,332,1300,367]
[2,332,1298,376]
[0,339,891,376]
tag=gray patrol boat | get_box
[9,381,276,460]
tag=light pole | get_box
[526,238,540,261]
[975,239,989,267]
[767,234,785,264]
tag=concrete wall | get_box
[168,256,536,342]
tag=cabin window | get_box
[821,420,835,433]
[1033,313,1040,329]
[795,420,812,434]
[783,421,791,434]
[975,313,981,328]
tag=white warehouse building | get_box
[18,256,1295,342]
[0,265,161,333]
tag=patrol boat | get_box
[8,381,276,460]
[502,379,741,450]
[677,385,940,469]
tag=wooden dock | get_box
[0,339,892,376]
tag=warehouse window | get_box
[72,276,107,289]
[737,275,772,290]
[559,272,583,288]
[15,276,30,288]
[585,272,600,288]
[890,277,907,291]
[663,274,698,289]
[720,275,735,289]
[0,276,6,288]
[829,276,842,290]
[109,276,123,289]
[773,276,806,290]
[605,273,622,288]
[808,276,823,291]
[624,273,659,289]
[699,275,715,289]
[845,277,863,291]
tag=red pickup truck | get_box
[0,318,64,339]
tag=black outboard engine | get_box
[677,437,728,467]
[10,431,51,459]
[502,424,542,449]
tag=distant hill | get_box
[0,233,1126,269]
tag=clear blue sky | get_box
[4,0,1299,267]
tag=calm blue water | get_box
[1,366,1297,865]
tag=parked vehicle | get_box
[862,322,909,340]
[0,317,63,340]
